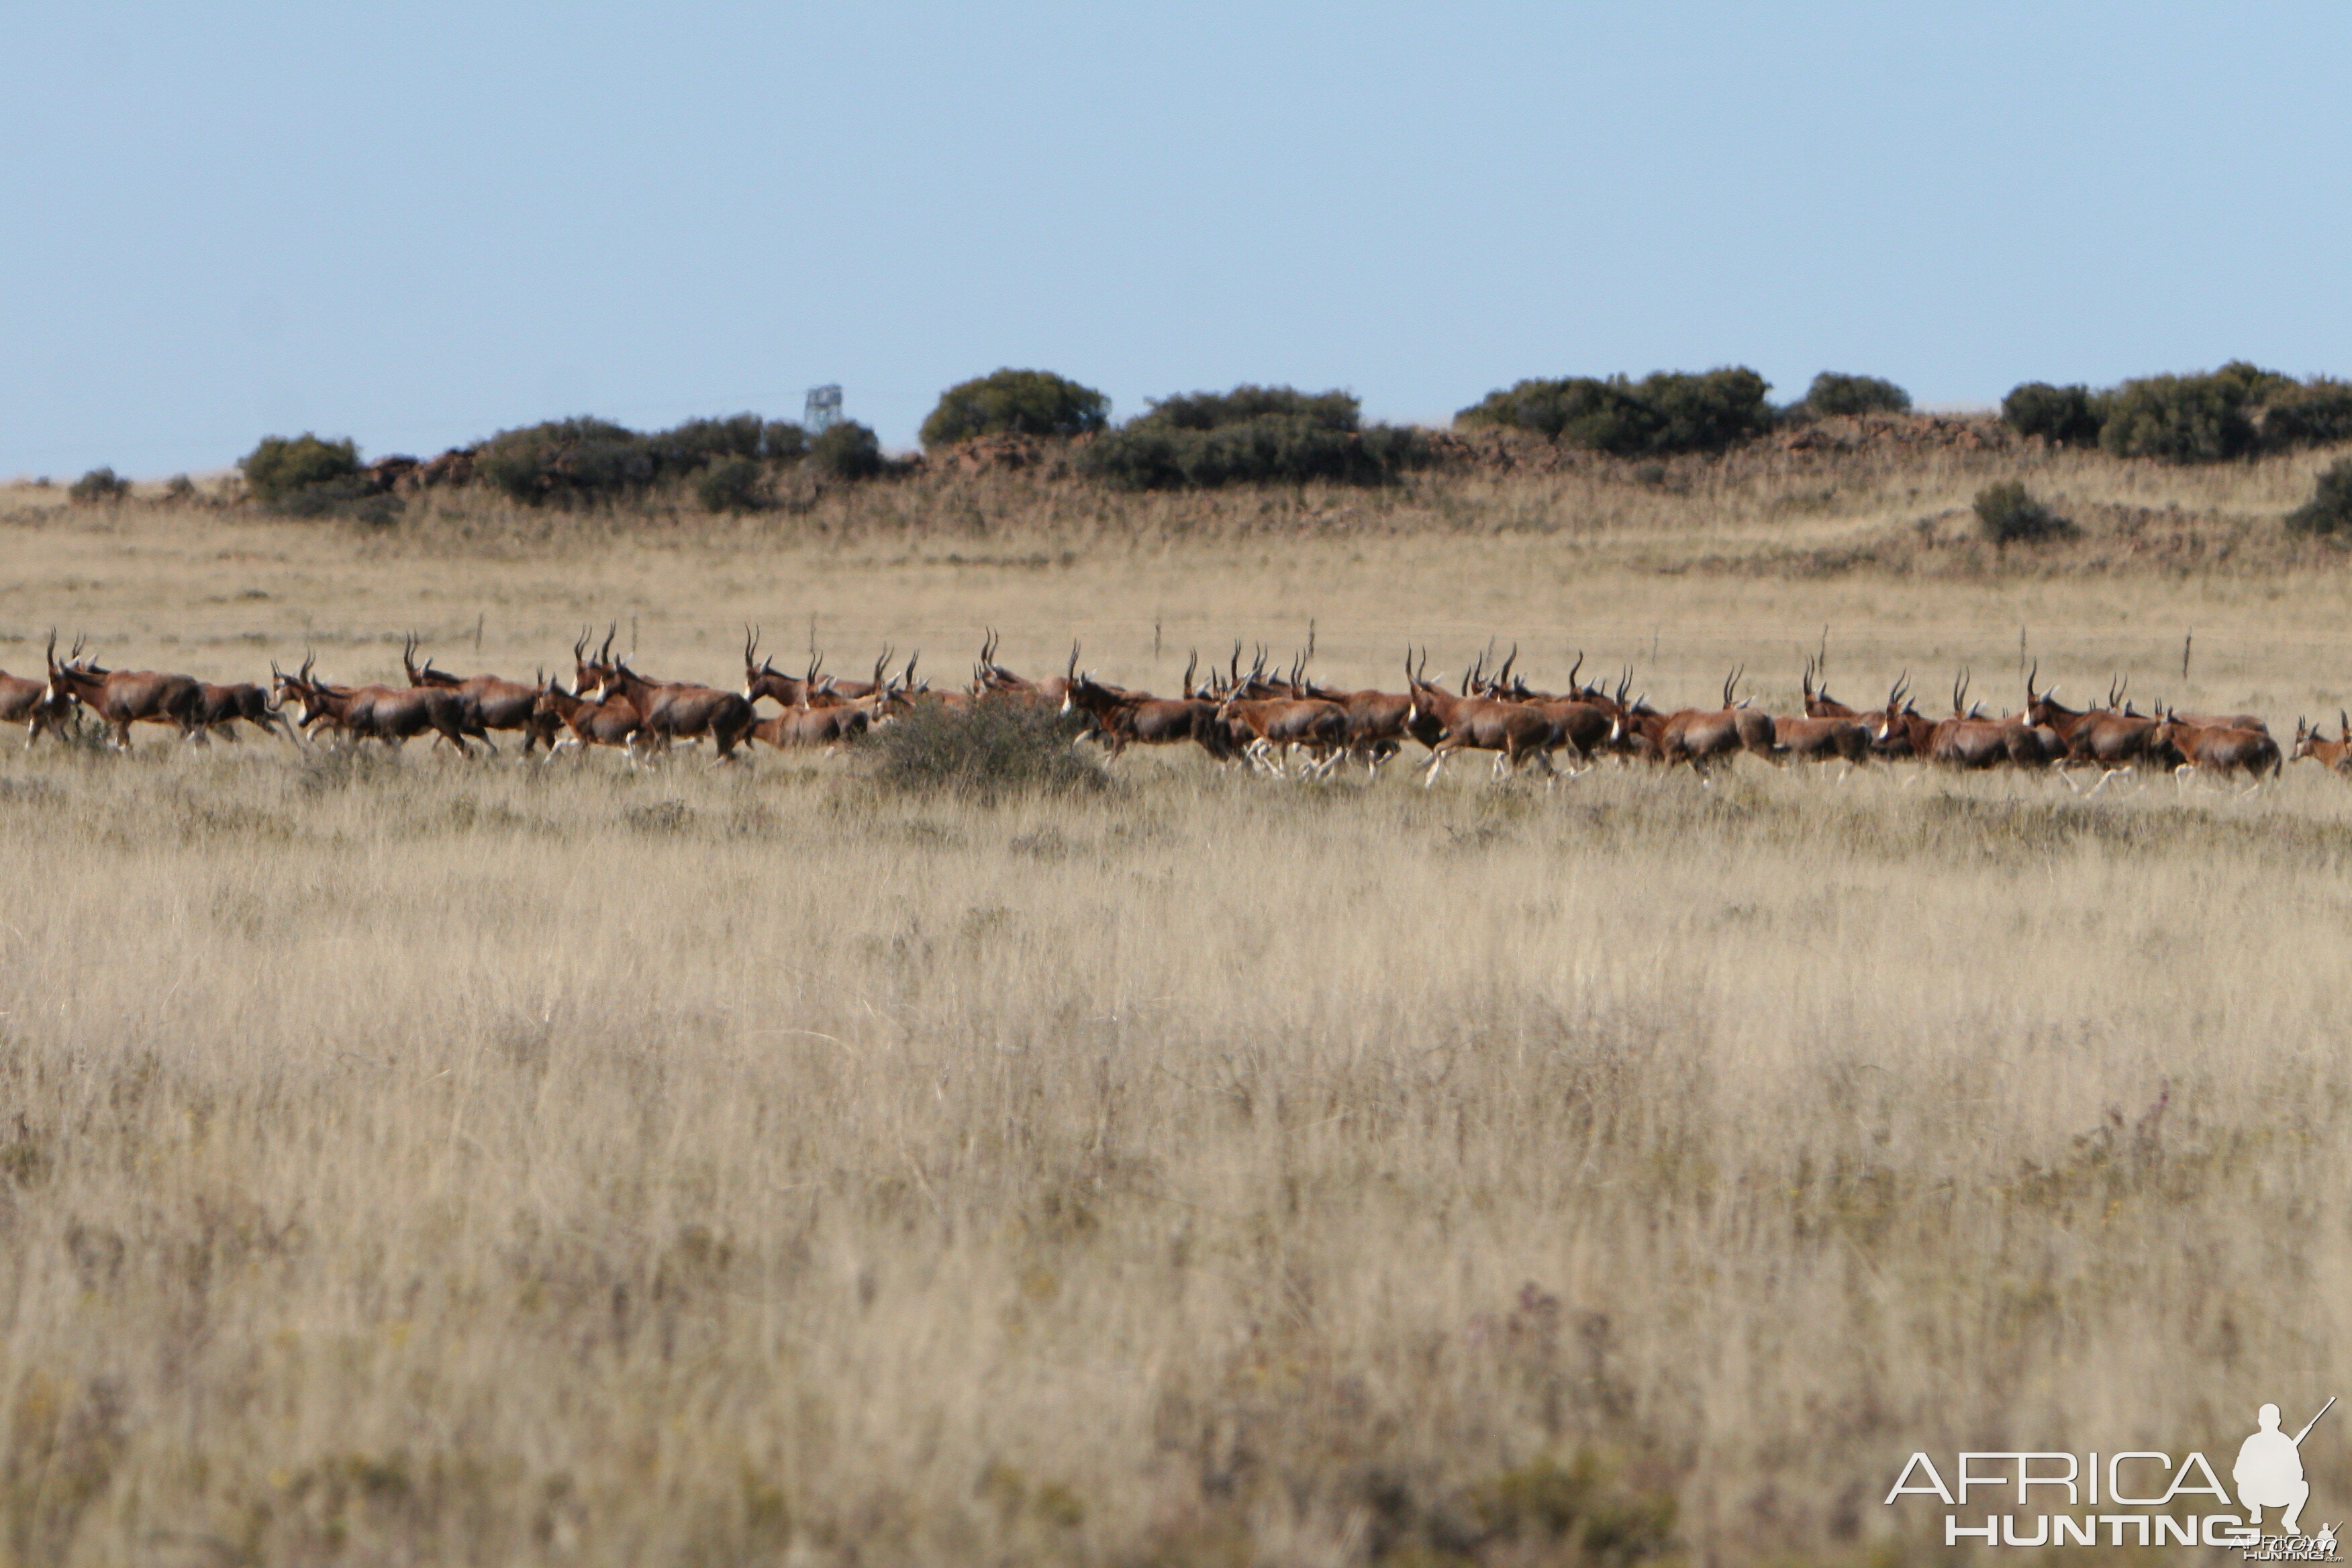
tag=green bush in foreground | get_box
[920,369,1110,448]
[2286,459,2352,538]
[1973,481,2075,545]
[869,696,1104,801]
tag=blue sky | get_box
[5,3,2350,476]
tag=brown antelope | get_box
[405,632,555,754]
[1616,668,1779,778]
[1773,658,1870,771]
[1900,671,2050,772]
[975,631,1084,707]
[272,654,486,754]
[534,677,642,756]
[1213,652,1349,777]
[42,634,205,749]
[1406,650,1557,785]
[591,655,756,761]
[748,653,908,752]
[2292,713,2352,775]
[2024,667,2159,792]
[2153,708,2282,784]
[1,649,79,746]
[1061,654,1232,762]
[193,681,293,742]
[1496,656,1612,773]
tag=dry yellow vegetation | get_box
[5,444,2352,1566]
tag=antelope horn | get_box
[2026,659,2039,702]
[1068,642,1080,679]
[1567,650,1583,691]
[575,628,590,661]
[744,626,758,670]
[1183,650,1197,698]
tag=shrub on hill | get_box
[68,467,131,505]
[695,457,769,513]
[2096,365,2277,464]
[1074,385,1431,490]
[1796,372,1910,420]
[2256,379,2352,453]
[477,413,813,507]
[239,434,361,507]
[807,421,885,481]
[2002,382,2104,447]
[920,369,1110,448]
[2286,459,2352,538]
[1455,368,1772,456]
[1973,481,2075,545]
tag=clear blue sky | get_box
[5,3,2350,477]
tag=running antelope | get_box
[43,634,205,749]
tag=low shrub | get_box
[1796,371,1910,419]
[1077,419,1433,491]
[2002,382,2104,447]
[1133,385,1359,434]
[2257,379,2352,452]
[1973,481,2075,544]
[807,421,885,481]
[869,696,1104,801]
[477,413,811,507]
[2097,365,2277,464]
[67,467,131,505]
[2286,459,2352,537]
[694,456,769,513]
[921,369,1110,447]
[1456,367,1772,456]
[162,474,197,502]
[240,434,361,507]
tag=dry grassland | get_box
[5,444,2352,1567]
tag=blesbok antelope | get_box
[193,681,293,742]
[1892,671,2051,772]
[533,677,643,756]
[1406,650,1557,785]
[1616,667,1779,779]
[42,634,205,749]
[1498,653,1612,773]
[2024,667,2159,792]
[1,650,79,746]
[2292,713,2352,775]
[590,655,756,762]
[975,631,1085,707]
[1203,652,1342,777]
[1773,664,1871,773]
[2153,709,2282,784]
[272,654,487,755]
[1061,654,1232,762]
[404,632,555,754]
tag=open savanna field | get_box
[8,435,2352,1567]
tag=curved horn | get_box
[2025,658,2039,703]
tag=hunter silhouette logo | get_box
[2239,1399,2333,1536]
[1882,1394,2340,1554]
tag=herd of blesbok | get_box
[0,626,2326,791]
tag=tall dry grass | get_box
[5,449,2352,1565]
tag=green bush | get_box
[1797,371,1910,419]
[869,695,1104,801]
[920,369,1110,448]
[808,420,885,481]
[163,474,197,502]
[2096,365,2281,463]
[240,434,361,507]
[1455,367,1772,456]
[2002,382,2104,447]
[477,413,810,507]
[2257,379,2352,452]
[2286,459,2352,537]
[1076,395,1434,491]
[67,467,131,505]
[1973,481,2075,544]
[1133,385,1359,434]
[694,456,769,513]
